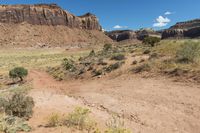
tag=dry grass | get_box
[0,48,90,75]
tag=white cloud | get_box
[153,22,167,27]
[113,25,128,29]
[164,11,172,15]
[153,16,171,27]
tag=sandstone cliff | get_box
[162,19,200,39]
[0,4,101,30]
[106,30,137,42]
[0,4,112,48]
[106,29,161,42]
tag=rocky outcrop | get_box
[162,19,200,39]
[136,28,161,40]
[0,4,102,30]
[106,29,161,42]
[105,30,137,41]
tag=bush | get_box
[143,36,161,47]
[105,62,124,73]
[46,113,61,127]
[176,41,200,63]
[103,44,112,51]
[89,50,96,57]
[143,49,151,54]
[62,58,77,72]
[132,63,151,73]
[4,93,34,119]
[64,107,96,132]
[92,69,103,76]
[105,115,131,133]
[111,54,126,61]
[0,115,31,133]
[9,67,28,82]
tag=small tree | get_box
[9,67,28,82]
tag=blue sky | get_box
[1,0,200,31]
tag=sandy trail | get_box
[28,70,200,133]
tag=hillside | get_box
[0,4,112,48]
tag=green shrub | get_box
[176,41,200,63]
[143,36,161,47]
[143,49,151,54]
[132,63,151,73]
[92,69,103,76]
[62,58,77,72]
[103,44,112,51]
[0,115,31,133]
[89,50,96,57]
[111,54,126,61]
[9,67,28,82]
[4,94,34,119]
[105,62,124,73]
[105,115,131,133]
[46,113,61,127]
[64,107,96,131]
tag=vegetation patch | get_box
[176,41,200,63]
[132,63,151,73]
[105,115,131,133]
[0,115,31,133]
[9,67,28,82]
[0,93,34,119]
[143,36,161,47]
[46,107,97,132]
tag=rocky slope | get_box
[162,19,200,39]
[106,29,161,42]
[0,4,112,47]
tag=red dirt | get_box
[28,70,200,133]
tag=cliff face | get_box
[106,30,137,42]
[0,4,102,30]
[106,29,161,42]
[162,19,200,39]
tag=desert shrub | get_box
[103,44,112,51]
[111,54,126,61]
[143,36,161,47]
[89,50,96,57]
[132,63,151,73]
[63,107,96,131]
[62,58,77,72]
[9,67,28,82]
[3,93,34,119]
[132,60,137,65]
[105,62,124,73]
[46,113,61,127]
[105,115,131,133]
[176,41,200,63]
[0,115,31,133]
[143,49,151,54]
[92,69,103,76]
[97,59,108,66]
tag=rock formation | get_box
[136,28,161,40]
[162,19,200,39]
[0,4,102,30]
[105,30,137,42]
[0,4,112,47]
[106,28,161,42]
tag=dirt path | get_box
[28,70,200,133]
